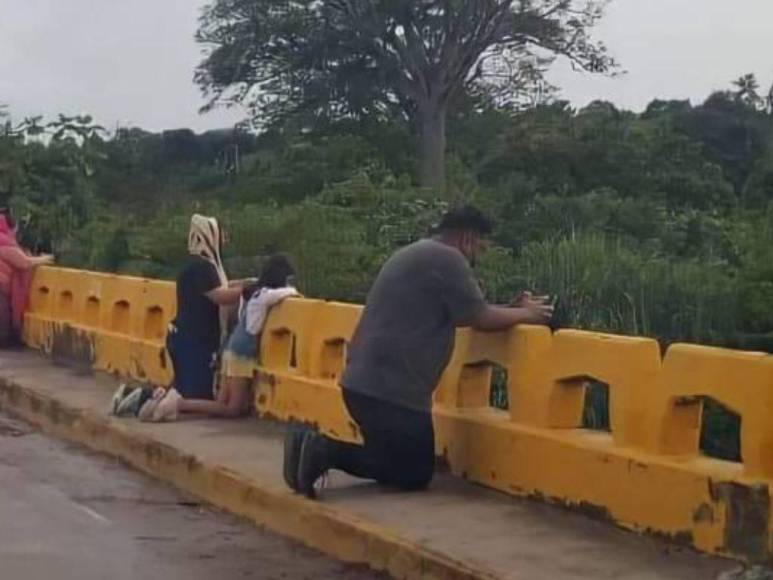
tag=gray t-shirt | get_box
[341,239,486,411]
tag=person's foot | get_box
[115,387,144,417]
[138,388,166,422]
[152,388,182,422]
[296,430,330,499]
[283,423,307,492]
[110,383,132,415]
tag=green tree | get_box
[683,91,771,202]
[1,113,106,252]
[766,79,773,115]
[195,0,616,192]
[733,73,762,109]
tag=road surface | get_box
[0,412,383,580]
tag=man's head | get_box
[435,205,492,266]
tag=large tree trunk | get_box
[417,100,447,193]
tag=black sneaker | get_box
[296,431,330,499]
[283,424,307,492]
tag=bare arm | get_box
[204,286,242,306]
[228,278,256,288]
[470,297,553,333]
[0,247,54,270]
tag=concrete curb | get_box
[0,376,498,580]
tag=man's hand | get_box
[470,294,554,332]
[511,291,550,307]
[518,294,554,324]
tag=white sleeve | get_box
[245,287,299,335]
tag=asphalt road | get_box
[0,411,383,580]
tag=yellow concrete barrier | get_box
[257,300,362,443]
[24,266,175,385]
[22,266,773,564]
[255,302,773,563]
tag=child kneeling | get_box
[147,254,297,421]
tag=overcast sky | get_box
[1,0,771,134]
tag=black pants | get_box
[324,390,435,491]
[165,325,216,400]
[0,292,16,347]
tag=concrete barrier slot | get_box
[85,296,101,328]
[111,300,131,335]
[32,286,50,313]
[58,291,74,320]
[490,364,509,410]
[144,306,165,340]
[700,397,742,462]
[320,338,346,380]
[458,361,509,410]
[582,379,610,431]
[265,328,297,370]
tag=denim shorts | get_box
[224,319,257,359]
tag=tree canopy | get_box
[195,0,616,191]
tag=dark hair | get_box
[436,205,492,235]
[242,254,295,300]
[0,206,15,230]
[260,253,295,288]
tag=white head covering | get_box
[188,214,229,341]
[188,214,228,286]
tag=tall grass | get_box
[512,234,740,345]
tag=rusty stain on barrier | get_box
[710,481,770,563]
[693,502,715,524]
[50,324,95,375]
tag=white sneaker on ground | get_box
[152,388,182,422]
[115,387,144,417]
[110,383,132,415]
[138,388,166,422]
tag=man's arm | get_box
[470,297,553,332]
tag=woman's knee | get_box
[222,385,251,417]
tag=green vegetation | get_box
[3,74,773,354]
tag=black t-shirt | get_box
[174,256,222,349]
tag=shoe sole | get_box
[283,424,306,492]
[111,384,131,414]
[138,392,164,422]
[152,389,180,422]
[138,398,160,422]
[297,431,320,499]
[115,388,143,416]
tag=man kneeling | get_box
[283,206,553,498]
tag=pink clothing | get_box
[0,216,33,332]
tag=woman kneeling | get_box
[150,254,297,421]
